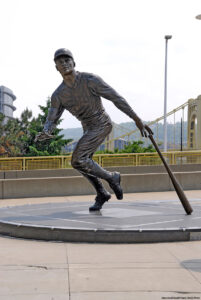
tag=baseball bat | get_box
[148,133,193,215]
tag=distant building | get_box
[97,138,129,151]
[114,138,129,150]
[0,86,16,122]
[63,141,78,153]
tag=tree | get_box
[118,140,156,153]
[94,140,156,154]
[0,113,23,156]
[24,98,72,156]
[95,149,114,154]
[0,99,72,157]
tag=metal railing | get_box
[0,150,201,171]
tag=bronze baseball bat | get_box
[148,133,193,215]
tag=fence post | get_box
[99,155,102,167]
[23,158,26,171]
[61,156,65,169]
[172,152,176,165]
[136,153,138,166]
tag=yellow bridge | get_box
[66,95,201,152]
[102,95,201,151]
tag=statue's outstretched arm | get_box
[35,96,64,142]
[89,75,151,137]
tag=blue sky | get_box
[1,0,201,128]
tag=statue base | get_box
[0,199,200,243]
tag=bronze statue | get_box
[36,48,151,211]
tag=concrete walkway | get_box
[0,190,201,299]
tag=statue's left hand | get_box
[34,131,54,142]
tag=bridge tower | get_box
[105,122,115,151]
[187,95,201,150]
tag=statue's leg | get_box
[81,171,109,196]
[81,172,111,211]
[71,124,123,202]
[78,153,111,211]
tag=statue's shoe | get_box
[89,192,111,211]
[109,172,123,200]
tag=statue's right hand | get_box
[145,125,154,136]
[34,132,54,142]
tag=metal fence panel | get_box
[0,151,201,171]
[26,158,61,170]
[0,160,22,170]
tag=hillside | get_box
[61,121,187,148]
[61,127,83,140]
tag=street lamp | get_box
[164,35,172,152]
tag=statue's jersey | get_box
[45,72,137,132]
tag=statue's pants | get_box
[71,123,113,195]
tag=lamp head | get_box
[165,35,172,40]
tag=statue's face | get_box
[55,55,74,76]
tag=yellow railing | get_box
[0,150,201,171]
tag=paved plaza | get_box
[0,190,201,299]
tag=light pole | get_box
[163,35,172,152]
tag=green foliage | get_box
[0,99,72,157]
[95,149,114,154]
[25,98,70,156]
[118,140,156,153]
[0,113,23,156]
[95,140,156,154]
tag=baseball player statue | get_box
[35,48,152,211]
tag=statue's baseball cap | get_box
[54,48,74,61]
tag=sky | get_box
[0,0,201,129]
